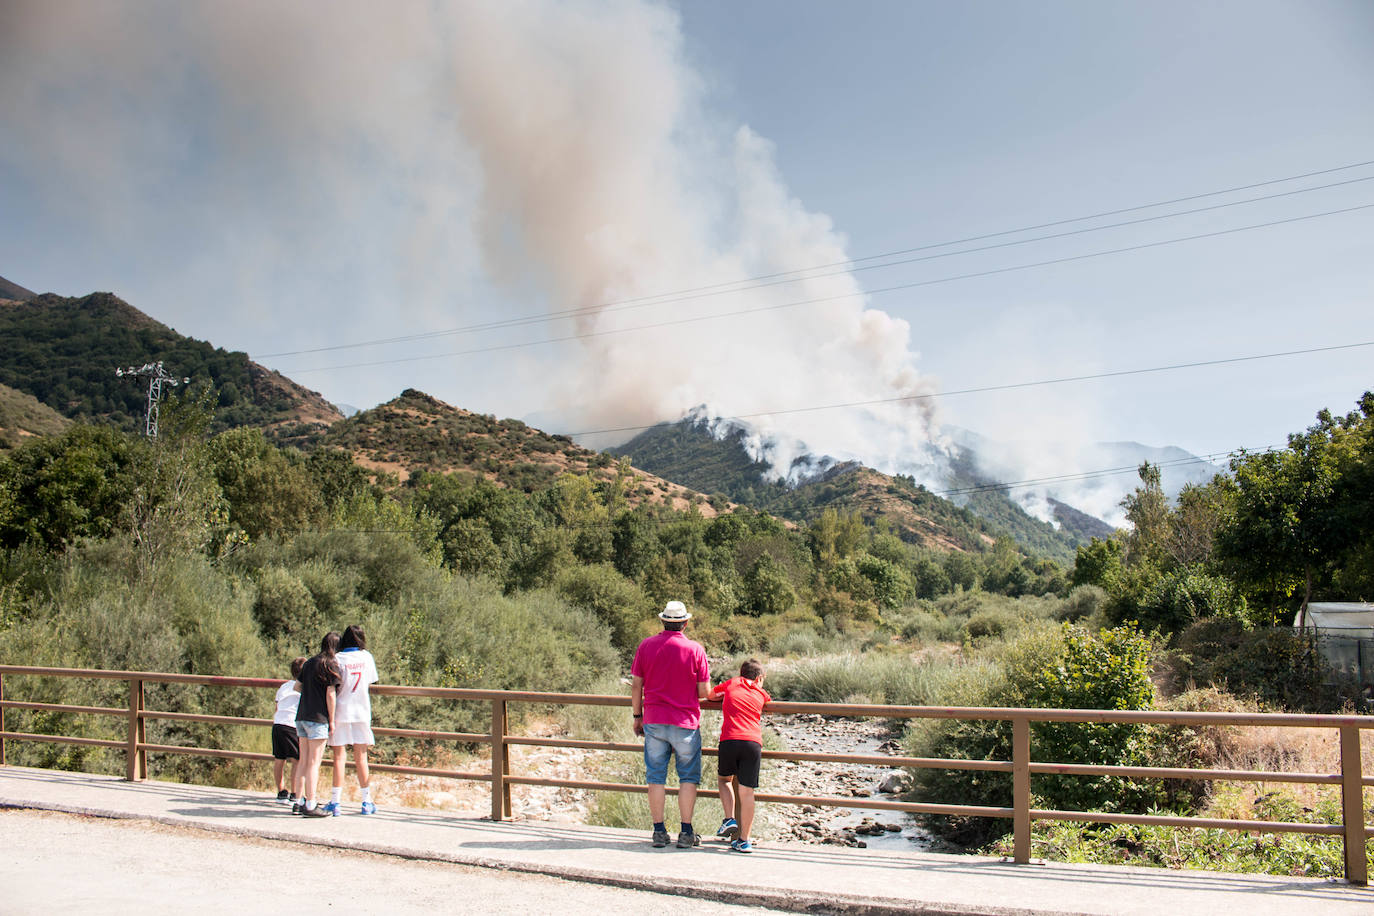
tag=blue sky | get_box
[2,1,1371,507]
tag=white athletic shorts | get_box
[329,722,375,747]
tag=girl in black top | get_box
[295,631,341,816]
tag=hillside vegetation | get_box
[612,419,1084,561]
[1,369,1371,876]
[322,389,724,513]
[0,292,341,444]
[0,382,72,448]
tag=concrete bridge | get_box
[1,766,1369,916]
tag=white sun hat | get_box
[658,600,691,622]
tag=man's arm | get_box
[631,675,645,737]
[697,680,709,700]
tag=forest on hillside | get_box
[612,420,1090,562]
[0,292,337,438]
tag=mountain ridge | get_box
[608,417,1085,560]
[0,275,36,302]
[322,388,728,513]
[0,290,342,444]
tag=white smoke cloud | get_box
[1,0,951,485]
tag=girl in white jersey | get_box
[323,624,380,815]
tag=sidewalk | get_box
[0,765,1369,915]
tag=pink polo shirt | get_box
[631,629,709,729]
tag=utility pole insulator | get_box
[115,361,191,439]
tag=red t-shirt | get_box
[631,630,709,729]
[709,676,771,744]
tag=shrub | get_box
[249,565,322,646]
[1058,585,1107,623]
[906,624,1164,844]
[882,605,957,643]
[767,651,979,707]
[1134,566,1247,634]
[1165,618,1342,711]
[555,563,652,658]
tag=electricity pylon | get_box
[115,361,191,439]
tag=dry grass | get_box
[1198,725,1373,821]
[1160,689,1374,822]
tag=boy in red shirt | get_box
[708,658,770,853]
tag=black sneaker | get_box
[291,802,301,815]
[651,827,671,847]
[276,789,291,803]
[301,805,329,818]
[676,828,700,848]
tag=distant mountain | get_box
[609,418,1085,561]
[0,291,342,445]
[0,382,72,448]
[945,426,1223,528]
[0,275,36,302]
[321,389,725,512]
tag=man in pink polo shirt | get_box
[631,600,710,849]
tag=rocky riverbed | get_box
[762,713,940,850]
[369,715,945,852]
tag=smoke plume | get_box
[1,0,950,484]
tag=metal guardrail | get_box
[0,663,1370,883]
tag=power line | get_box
[259,158,1374,359]
[932,448,1270,498]
[562,341,1374,438]
[280,201,1374,376]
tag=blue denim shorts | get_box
[642,723,701,785]
[296,720,329,741]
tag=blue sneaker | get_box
[322,801,340,817]
[716,818,739,841]
[730,838,753,853]
[360,801,376,815]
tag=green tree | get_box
[611,509,659,580]
[742,553,796,616]
[0,424,139,550]
[807,509,867,569]
[205,427,325,540]
[1215,410,1356,627]
[1071,538,1125,590]
[1121,463,1169,567]
[123,397,230,577]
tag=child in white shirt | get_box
[324,624,380,815]
[271,657,306,809]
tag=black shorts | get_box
[717,739,762,788]
[271,723,300,760]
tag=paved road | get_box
[0,809,773,915]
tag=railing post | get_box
[1339,725,1367,885]
[126,678,146,781]
[490,698,511,821]
[0,671,7,766]
[1012,716,1030,864]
